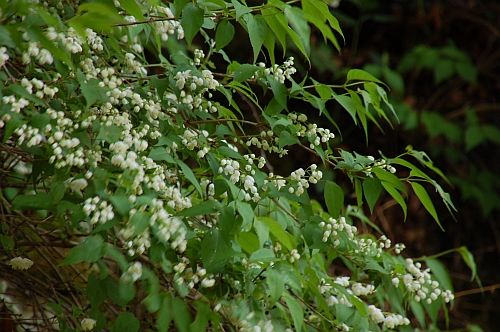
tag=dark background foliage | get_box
[224,0,499,330]
[321,1,499,330]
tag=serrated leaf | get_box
[324,181,344,218]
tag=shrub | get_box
[0,0,472,331]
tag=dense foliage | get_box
[0,0,479,331]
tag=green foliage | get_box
[0,0,476,331]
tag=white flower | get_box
[81,318,96,331]
[69,178,88,193]
[201,278,216,288]
[9,257,33,270]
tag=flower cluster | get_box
[288,113,336,149]
[367,305,410,330]
[219,158,261,202]
[364,156,397,175]
[320,216,357,245]
[151,5,185,41]
[8,257,34,271]
[174,257,216,289]
[122,261,143,283]
[245,130,288,156]
[396,258,454,304]
[82,197,115,225]
[256,57,297,83]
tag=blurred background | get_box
[314,1,499,330]
[231,0,500,330]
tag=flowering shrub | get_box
[0,0,475,331]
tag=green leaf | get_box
[425,258,453,291]
[278,130,299,149]
[119,0,144,20]
[372,167,405,192]
[284,293,304,331]
[324,181,344,218]
[233,63,259,82]
[157,295,173,332]
[465,126,484,151]
[181,3,204,45]
[257,217,295,251]
[149,147,175,163]
[236,201,255,231]
[109,195,131,216]
[171,297,192,332]
[333,94,357,124]
[458,246,477,281]
[118,279,136,304]
[87,275,107,308]
[49,182,65,204]
[347,69,383,84]
[12,193,52,210]
[249,248,275,262]
[362,178,383,213]
[200,230,233,272]
[410,300,426,327]
[284,6,310,56]
[190,301,210,331]
[266,269,285,302]
[0,235,14,251]
[111,312,140,332]
[261,8,287,52]
[231,0,251,20]
[177,200,221,217]
[245,14,267,62]
[177,160,203,196]
[78,77,108,107]
[215,19,235,50]
[96,125,122,143]
[237,231,260,254]
[410,182,442,230]
[381,181,407,220]
[63,235,105,265]
[0,26,15,48]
